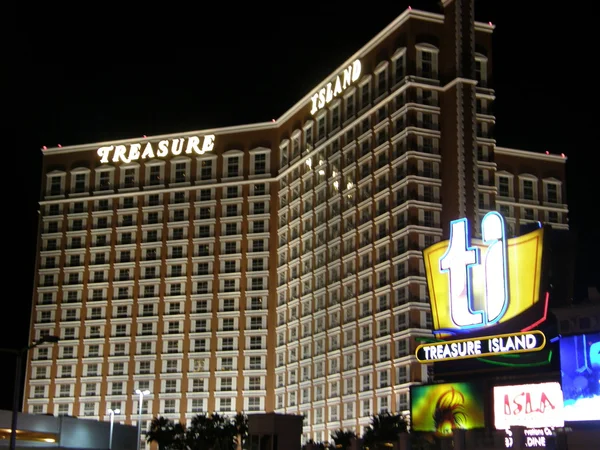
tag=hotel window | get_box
[392,48,406,85]
[48,173,65,196]
[317,114,326,141]
[226,155,240,177]
[97,170,112,191]
[375,63,388,98]
[148,165,163,186]
[254,153,266,174]
[331,103,340,130]
[475,53,488,87]
[497,174,512,197]
[123,167,136,188]
[416,43,439,79]
[359,78,371,110]
[345,90,355,120]
[250,149,270,176]
[304,123,313,149]
[72,171,88,193]
[520,177,537,201]
[199,158,214,180]
[279,141,289,168]
[545,181,560,204]
[548,211,559,223]
[174,161,187,183]
[523,208,535,221]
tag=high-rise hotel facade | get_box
[26,0,568,446]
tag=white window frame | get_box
[222,150,244,180]
[391,47,407,85]
[279,139,290,171]
[249,146,271,178]
[518,173,539,203]
[119,163,140,191]
[94,166,116,193]
[196,154,217,183]
[46,170,66,198]
[496,171,515,199]
[169,156,191,186]
[542,178,562,205]
[416,43,439,79]
[144,161,165,187]
[374,61,389,100]
[70,167,91,196]
[474,52,488,86]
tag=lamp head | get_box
[135,389,150,396]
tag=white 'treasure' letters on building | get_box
[97,134,215,164]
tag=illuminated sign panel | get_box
[411,382,485,436]
[493,382,565,430]
[418,212,550,369]
[560,332,600,422]
[416,331,546,363]
[310,59,361,115]
[97,134,215,164]
[425,212,544,337]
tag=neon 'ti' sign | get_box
[440,211,509,329]
[423,212,545,337]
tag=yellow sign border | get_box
[415,330,546,363]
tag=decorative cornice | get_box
[494,147,567,163]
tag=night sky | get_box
[4,1,597,410]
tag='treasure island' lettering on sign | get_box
[97,134,216,164]
[415,330,546,363]
[310,60,362,115]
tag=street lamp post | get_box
[107,408,121,450]
[134,389,150,450]
[0,335,60,450]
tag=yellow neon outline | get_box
[415,330,546,363]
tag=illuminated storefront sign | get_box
[97,134,215,164]
[423,212,545,338]
[310,59,361,115]
[494,382,564,430]
[416,331,545,363]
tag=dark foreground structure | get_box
[0,410,137,449]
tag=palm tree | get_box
[147,416,177,450]
[362,412,408,450]
[331,429,357,449]
[233,412,248,450]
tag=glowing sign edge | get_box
[415,330,547,363]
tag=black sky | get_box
[4,0,598,410]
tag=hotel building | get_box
[26,0,569,446]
